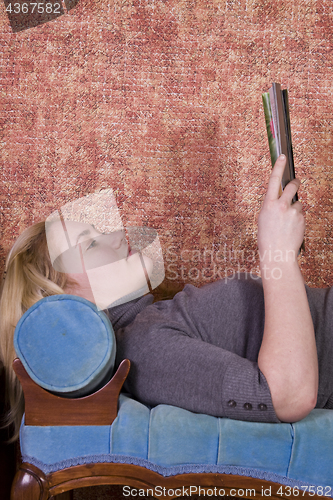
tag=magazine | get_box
[262,83,304,251]
[262,82,297,202]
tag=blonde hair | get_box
[0,221,77,441]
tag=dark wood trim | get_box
[11,462,48,500]
[12,358,130,426]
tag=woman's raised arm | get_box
[257,155,318,422]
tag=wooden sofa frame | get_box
[11,358,324,500]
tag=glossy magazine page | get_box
[262,91,279,168]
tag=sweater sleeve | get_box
[115,276,281,423]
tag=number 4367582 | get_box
[6,3,61,14]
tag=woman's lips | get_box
[127,245,138,258]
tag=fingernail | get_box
[280,154,286,159]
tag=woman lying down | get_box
[1,155,332,443]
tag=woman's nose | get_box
[100,230,126,249]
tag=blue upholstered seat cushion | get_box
[21,394,333,494]
[14,294,116,397]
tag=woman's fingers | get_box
[264,155,288,202]
[289,200,303,213]
[280,178,300,204]
[265,154,301,207]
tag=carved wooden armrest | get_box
[13,358,130,426]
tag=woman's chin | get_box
[84,254,153,309]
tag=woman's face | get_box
[46,220,153,309]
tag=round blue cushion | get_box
[14,294,116,397]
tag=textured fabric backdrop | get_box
[1,1,333,499]
[1,0,333,298]
[1,0,333,292]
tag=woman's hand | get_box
[257,154,304,266]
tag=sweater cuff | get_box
[221,357,281,423]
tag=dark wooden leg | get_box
[0,432,16,500]
[53,492,73,500]
[11,463,49,500]
[0,366,16,500]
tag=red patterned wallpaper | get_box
[1,0,333,299]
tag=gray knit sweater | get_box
[106,273,333,423]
